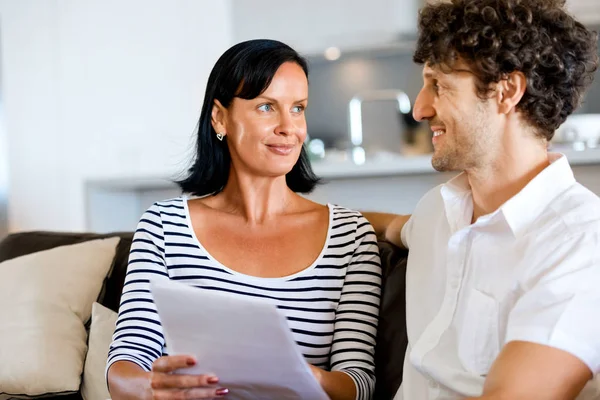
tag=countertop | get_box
[86,148,600,191]
[311,147,600,179]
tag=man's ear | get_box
[496,71,527,114]
[211,99,227,136]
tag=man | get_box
[364,0,600,399]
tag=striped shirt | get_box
[107,197,382,399]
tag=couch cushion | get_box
[374,241,409,400]
[82,302,118,400]
[0,238,119,398]
[0,231,133,313]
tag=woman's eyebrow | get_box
[255,96,308,103]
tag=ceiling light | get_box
[324,47,341,61]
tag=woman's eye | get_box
[258,104,273,112]
[292,105,305,113]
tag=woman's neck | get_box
[215,170,296,225]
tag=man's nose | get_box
[412,88,435,122]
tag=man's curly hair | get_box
[414,0,599,140]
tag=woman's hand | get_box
[150,355,229,399]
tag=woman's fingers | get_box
[150,355,229,398]
[152,355,197,373]
[151,387,229,400]
[150,372,220,389]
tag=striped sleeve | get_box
[330,215,382,400]
[106,203,168,375]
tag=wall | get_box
[0,25,6,238]
[231,0,419,55]
[0,101,7,239]
[0,0,233,232]
[579,24,600,113]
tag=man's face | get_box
[413,62,500,172]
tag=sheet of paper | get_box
[150,279,330,400]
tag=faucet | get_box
[347,89,411,164]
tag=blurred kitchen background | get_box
[0,0,599,236]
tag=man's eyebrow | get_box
[424,68,474,81]
[452,68,475,76]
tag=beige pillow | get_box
[82,302,118,400]
[0,237,120,398]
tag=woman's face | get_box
[213,62,309,178]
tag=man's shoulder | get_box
[544,182,600,237]
[519,182,600,276]
[401,184,448,248]
[412,184,446,216]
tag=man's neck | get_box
[466,143,550,223]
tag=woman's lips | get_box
[266,144,295,155]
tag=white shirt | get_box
[395,154,600,399]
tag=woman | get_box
[106,39,381,400]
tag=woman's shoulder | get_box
[328,204,376,237]
[153,197,187,211]
[329,204,371,224]
[139,197,188,224]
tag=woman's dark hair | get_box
[177,39,320,196]
[414,0,599,141]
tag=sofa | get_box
[0,231,408,400]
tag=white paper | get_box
[150,279,330,400]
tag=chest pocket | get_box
[458,288,501,375]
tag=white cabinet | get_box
[567,0,600,25]
[231,0,421,55]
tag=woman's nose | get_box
[275,112,295,135]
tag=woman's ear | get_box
[211,99,227,136]
[497,71,527,115]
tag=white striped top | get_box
[107,197,382,399]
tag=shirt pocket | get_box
[458,288,501,375]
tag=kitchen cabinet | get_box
[567,0,600,25]
[231,0,423,56]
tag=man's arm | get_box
[360,212,410,248]
[466,341,592,400]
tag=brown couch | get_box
[0,231,408,400]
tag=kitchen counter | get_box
[86,148,600,190]
[84,147,600,232]
[312,147,600,179]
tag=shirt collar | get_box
[500,153,575,237]
[439,153,576,237]
[440,173,473,233]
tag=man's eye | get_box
[258,104,273,112]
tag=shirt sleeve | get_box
[400,215,414,249]
[106,203,169,376]
[330,216,382,400]
[505,232,600,374]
